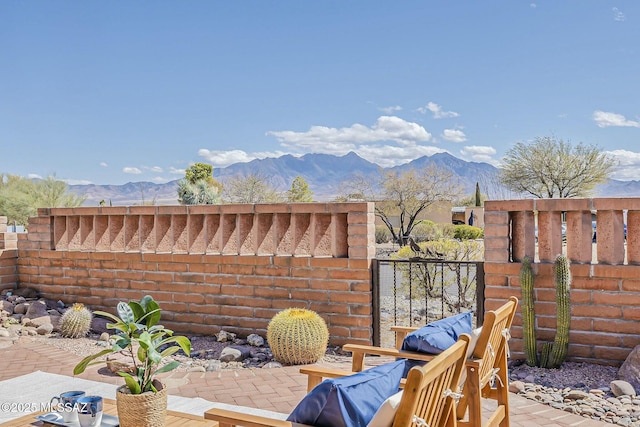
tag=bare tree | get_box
[223,173,284,203]
[499,137,615,198]
[338,165,462,244]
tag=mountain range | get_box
[68,152,640,206]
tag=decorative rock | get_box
[618,345,640,394]
[99,332,110,342]
[566,390,590,400]
[246,334,265,347]
[36,323,54,335]
[25,301,48,319]
[106,353,135,374]
[262,361,283,369]
[91,317,109,334]
[217,330,236,343]
[187,366,206,373]
[13,303,28,315]
[0,328,10,337]
[219,346,248,362]
[25,316,52,328]
[1,300,13,314]
[611,380,637,398]
[509,381,526,393]
[23,326,38,336]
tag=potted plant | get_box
[74,295,191,427]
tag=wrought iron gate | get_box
[371,259,484,347]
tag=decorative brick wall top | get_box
[26,203,376,259]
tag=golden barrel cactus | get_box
[267,308,329,365]
[59,303,93,338]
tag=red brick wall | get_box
[15,204,376,345]
[484,199,640,365]
[0,217,18,292]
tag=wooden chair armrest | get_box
[299,366,357,392]
[342,343,438,371]
[204,408,311,427]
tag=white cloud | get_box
[379,105,402,114]
[442,129,467,143]
[151,176,170,183]
[613,7,625,22]
[169,167,186,175]
[64,178,93,185]
[593,110,640,128]
[144,166,163,173]
[606,150,640,180]
[99,162,108,168]
[123,167,142,174]
[417,102,459,119]
[460,146,498,164]
[27,173,43,179]
[267,116,432,148]
[198,149,286,167]
[530,3,537,8]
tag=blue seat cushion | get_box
[287,359,406,427]
[402,311,473,355]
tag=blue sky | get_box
[2,1,639,185]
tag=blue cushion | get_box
[401,311,473,354]
[287,359,406,427]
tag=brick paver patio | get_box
[0,337,609,426]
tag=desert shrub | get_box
[412,221,455,242]
[453,225,484,240]
[375,225,392,243]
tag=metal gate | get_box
[371,259,484,348]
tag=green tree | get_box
[338,165,462,244]
[499,136,615,198]
[286,176,313,202]
[223,174,283,203]
[177,163,223,205]
[185,162,213,184]
[0,174,84,226]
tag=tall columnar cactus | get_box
[267,308,329,365]
[520,256,538,367]
[59,303,93,338]
[547,254,571,368]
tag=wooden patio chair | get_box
[203,335,471,427]
[300,296,518,427]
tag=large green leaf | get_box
[106,322,128,334]
[128,301,145,321]
[117,302,135,324]
[144,299,161,327]
[118,372,142,394]
[154,360,180,375]
[159,335,191,356]
[73,348,113,375]
[93,310,122,323]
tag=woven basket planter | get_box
[116,380,167,427]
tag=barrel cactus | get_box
[520,256,537,367]
[59,303,93,338]
[267,308,329,365]
[547,254,571,368]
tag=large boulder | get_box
[618,345,640,394]
[25,301,49,319]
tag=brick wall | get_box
[484,198,640,365]
[16,204,376,345]
[0,217,18,292]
